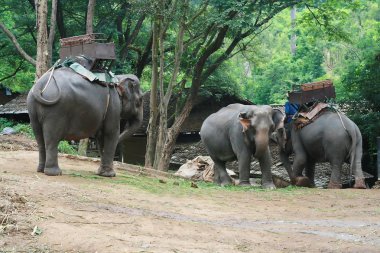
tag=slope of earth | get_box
[0,135,379,252]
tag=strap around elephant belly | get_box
[102,88,111,121]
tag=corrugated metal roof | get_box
[0,91,257,134]
[0,94,28,115]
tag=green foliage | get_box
[0,118,14,131]
[0,118,34,137]
[13,123,34,137]
[58,141,78,155]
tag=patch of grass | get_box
[58,141,78,155]
[66,169,308,196]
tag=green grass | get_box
[66,169,308,196]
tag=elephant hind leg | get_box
[30,121,46,173]
[305,161,316,187]
[212,159,232,187]
[294,161,314,188]
[42,127,62,176]
[327,161,342,189]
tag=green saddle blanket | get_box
[58,57,118,84]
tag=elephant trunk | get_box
[254,129,269,157]
[118,120,141,144]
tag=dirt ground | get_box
[1,134,380,253]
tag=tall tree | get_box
[153,0,187,171]
[144,16,159,167]
[35,0,49,78]
[86,0,96,34]
[0,0,57,78]
[146,0,300,171]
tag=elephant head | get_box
[270,110,297,183]
[238,106,284,157]
[116,74,144,143]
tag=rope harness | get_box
[34,58,120,123]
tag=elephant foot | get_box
[37,164,45,173]
[262,182,276,190]
[294,176,313,188]
[97,166,116,177]
[353,178,366,189]
[44,166,62,176]
[220,177,233,187]
[238,180,251,187]
[214,174,233,187]
[327,181,342,189]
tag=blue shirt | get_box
[285,101,299,123]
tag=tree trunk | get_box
[0,22,36,66]
[78,0,97,156]
[86,0,96,34]
[56,0,66,38]
[78,138,89,156]
[153,14,167,171]
[290,6,297,56]
[36,0,49,78]
[154,0,187,171]
[145,19,159,168]
[47,0,58,65]
[156,99,193,171]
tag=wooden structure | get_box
[59,34,115,71]
[0,84,19,106]
[118,91,254,165]
[288,80,335,104]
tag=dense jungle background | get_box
[0,0,379,174]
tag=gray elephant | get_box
[200,104,284,189]
[27,67,143,177]
[273,110,366,189]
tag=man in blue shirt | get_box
[284,95,299,124]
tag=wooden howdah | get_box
[59,34,116,60]
[288,80,336,104]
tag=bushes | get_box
[58,141,78,155]
[0,117,78,155]
[0,118,14,131]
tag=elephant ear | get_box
[238,112,251,132]
[272,109,285,131]
[117,76,139,97]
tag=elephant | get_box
[200,104,284,189]
[273,110,366,189]
[27,66,143,177]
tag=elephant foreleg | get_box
[237,151,251,186]
[97,132,118,177]
[279,149,294,183]
[213,159,231,186]
[258,148,275,189]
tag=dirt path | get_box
[0,139,380,252]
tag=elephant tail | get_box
[31,70,61,105]
[348,125,357,185]
[342,114,363,186]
